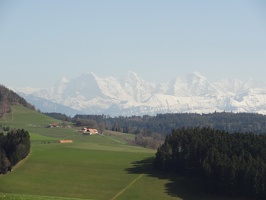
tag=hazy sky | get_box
[0,0,266,87]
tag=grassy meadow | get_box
[0,106,159,200]
[0,106,244,200]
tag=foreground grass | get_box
[0,193,92,200]
[0,142,156,200]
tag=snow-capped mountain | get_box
[13,71,266,116]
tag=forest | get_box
[0,128,31,174]
[154,127,266,199]
[69,112,266,135]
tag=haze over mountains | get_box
[13,71,266,116]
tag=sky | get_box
[0,0,266,88]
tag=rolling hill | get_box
[0,85,35,117]
[0,105,244,200]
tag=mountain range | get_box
[12,71,266,116]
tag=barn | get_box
[82,128,98,135]
[59,140,73,143]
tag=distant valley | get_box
[12,71,266,116]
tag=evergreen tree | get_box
[0,129,31,174]
[154,127,266,199]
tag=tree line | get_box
[154,127,266,199]
[45,112,266,149]
[67,112,266,135]
[0,129,31,174]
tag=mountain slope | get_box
[18,93,84,117]
[12,72,266,116]
[0,85,35,117]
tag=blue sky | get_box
[0,0,265,87]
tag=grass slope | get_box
[0,143,154,199]
[0,106,244,200]
[0,193,91,200]
[0,106,156,200]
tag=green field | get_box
[0,106,242,200]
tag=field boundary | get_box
[110,174,144,200]
[10,149,33,171]
[101,134,125,144]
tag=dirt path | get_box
[100,134,125,144]
[110,174,144,200]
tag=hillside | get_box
[0,105,244,200]
[0,106,155,199]
[0,85,35,117]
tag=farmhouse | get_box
[59,140,73,143]
[81,128,98,135]
[47,123,59,128]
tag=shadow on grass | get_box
[125,157,244,200]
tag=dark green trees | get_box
[154,127,266,199]
[72,112,266,136]
[0,129,31,174]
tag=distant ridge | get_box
[18,93,84,117]
[0,84,35,117]
[12,72,266,116]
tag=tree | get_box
[154,127,266,198]
[0,129,31,174]
[97,123,105,134]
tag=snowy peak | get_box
[186,71,206,84]
[76,72,99,86]
[52,77,69,94]
[216,78,266,95]
[121,71,155,102]
[59,76,69,84]
[169,72,220,97]
[12,71,266,116]
[64,73,103,100]
[124,71,141,82]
